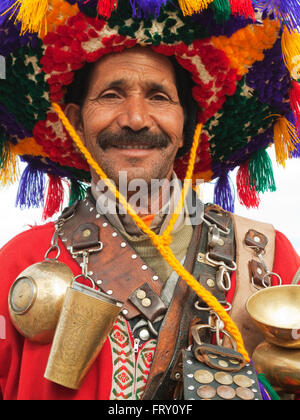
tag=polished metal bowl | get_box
[9,260,73,343]
[246,285,300,349]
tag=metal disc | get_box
[214,371,233,385]
[197,385,217,399]
[217,385,236,400]
[194,369,214,384]
[236,387,255,400]
[233,374,253,388]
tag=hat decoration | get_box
[0,0,299,219]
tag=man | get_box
[0,0,299,401]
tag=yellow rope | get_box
[52,102,250,362]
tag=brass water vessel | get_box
[247,285,300,349]
[247,285,300,393]
[8,260,73,343]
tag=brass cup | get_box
[44,281,123,390]
[253,341,300,394]
[8,261,73,343]
[246,285,300,349]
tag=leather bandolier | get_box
[56,191,276,400]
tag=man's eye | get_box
[100,92,120,99]
[151,94,169,101]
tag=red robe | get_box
[0,222,299,400]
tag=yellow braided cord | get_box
[52,102,250,362]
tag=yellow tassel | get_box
[273,116,299,167]
[9,0,49,36]
[0,143,20,187]
[178,0,214,16]
[281,27,300,80]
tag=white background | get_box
[0,146,299,254]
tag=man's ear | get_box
[64,103,84,138]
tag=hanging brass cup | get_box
[44,281,123,390]
[246,285,300,349]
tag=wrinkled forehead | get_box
[86,46,177,93]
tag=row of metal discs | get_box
[191,370,257,400]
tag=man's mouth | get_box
[110,144,155,150]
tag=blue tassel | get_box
[129,0,167,19]
[16,162,45,209]
[0,0,19,26]
[213,171,235,212]
[255,0,300,32]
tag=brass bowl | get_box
[8,260,73,344]
[253,341,300,393]
[246,285,300,349]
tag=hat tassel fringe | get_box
[3,0,49,35]
[0,137,19,187]
[97,0,118,19]
[273,115,300,167]
[178,0,214,16]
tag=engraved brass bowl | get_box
[253,341,300,393]
[8,260,73,344]
[246,285,300,349]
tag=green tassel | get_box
[258,373,281,401]
[69,179,88,206]
[210,0,231,23]
[248,149,276,194]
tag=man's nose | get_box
[116,96,152,132]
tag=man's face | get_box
[66,47,185,187]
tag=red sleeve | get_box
[273,230,300,285]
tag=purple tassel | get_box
[0,0,19,26]
[255,0,300,31]
[129,0,167,19]
[16,162,45,209]
[213,171,235,212]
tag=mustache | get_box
[97,128,171,150]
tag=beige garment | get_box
[91,173,194,282]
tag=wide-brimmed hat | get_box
[0,0,299,218]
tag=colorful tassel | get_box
[289,81,300,134]
[273,115,300,166]
[42,174,65,220]
[5,0,49,35]
[211,0,231,23]
[248,148,276,193]
[0,136,19,186]
[69,179,88,206]
[96,0,118,19]
[16,162,45,208]
[228,0,255,20]
[178,0,214,17]
[129,0,166,19]
[281,27,300,80]
[0,0,18,25]
[236,161,261,208]
[255,0,300,32]
[213,171,235,212]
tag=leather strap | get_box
[143,205,235,400]
[226,214,276,356]
[58,196,164,320]
[142,219,203,400]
